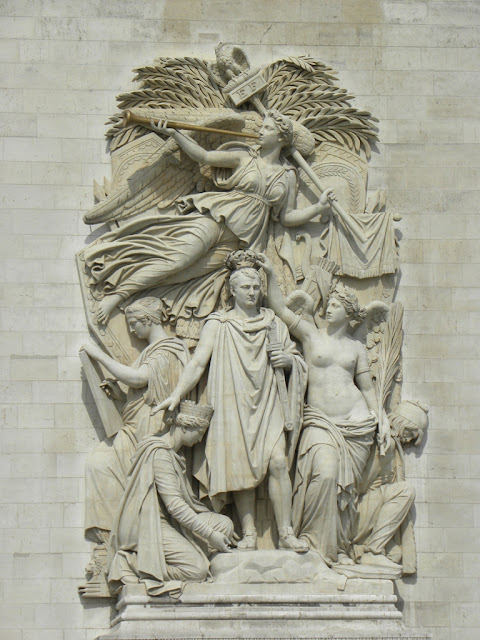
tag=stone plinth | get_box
[98,580,430,640]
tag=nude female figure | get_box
[257,253,390,565]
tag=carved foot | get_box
[95,295,121,324]
[78,580,112,598]
[236,530,257,551]
[360,551,402,571]
[78,543,113,599]
[278,527,309,554]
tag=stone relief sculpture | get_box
[352,400,429,576]
[156,252,308,553]
[108,400,236,597]
[259,255,385,566]
[76,43,429,637]
[79,297,190,596]
[83,111,336,328]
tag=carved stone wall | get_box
[0,2,479,640]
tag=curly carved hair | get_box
[229,267,261,293]
[265,109,294,147]
[125,296,164,325]
[328,283,366,323]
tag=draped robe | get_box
[195,308,308,510]
[292,406,377,564]
[83,152,297,325]
[85,337,190,539]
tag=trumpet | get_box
[122,110,259,139]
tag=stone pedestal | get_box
[97,552,430,640]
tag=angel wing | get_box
[83,110,248,226]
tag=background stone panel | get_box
[0,1,478,638]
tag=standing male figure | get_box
[157,251,308,552]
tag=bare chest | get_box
[306,335,357,373]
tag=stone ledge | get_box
[97,581,431,640]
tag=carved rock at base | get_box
[210,549,346,589]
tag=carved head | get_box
[328,283,366,324]
[229,268,262,309]
[261,109,294,148]
[125,297,164,326]
[172,401,213,447]
[389,401,429,447]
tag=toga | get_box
[195,308,308,510]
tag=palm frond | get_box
[106,57,225,150]
[375,302,404,413]
[261,57,378,157]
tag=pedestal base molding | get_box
[97,581,430,640]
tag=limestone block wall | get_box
[0,1,478,639]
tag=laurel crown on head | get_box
[329,282,366,322]
[225,250,262,272]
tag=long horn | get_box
[122,110,259,139]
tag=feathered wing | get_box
[83,139,200,225]
[84,111,248,226]
[260,56,379,158]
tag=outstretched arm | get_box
[80,342,149,388]
[154,121,245,169]
[256,254,312,343]
[279,172,337,227]
[152,319,218,413]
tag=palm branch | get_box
[261,57,379,157]
[375,302,404,414]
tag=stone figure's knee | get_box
[400,480,415,503]
[311,448,338,482]
[182,554,208,582]
[269,449,288,477]
[211,514,234,539]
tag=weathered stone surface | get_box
[1,2,479,640]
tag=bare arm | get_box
[80,342,149,388]
[279,172,336,227]
[153,319,218,412]
[256,254,313,343]
[156,122,245,169]
[355,344,391,452]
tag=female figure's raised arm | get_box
[80,342,149,389]
[155,122,245,169]
[256,254,313,343]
